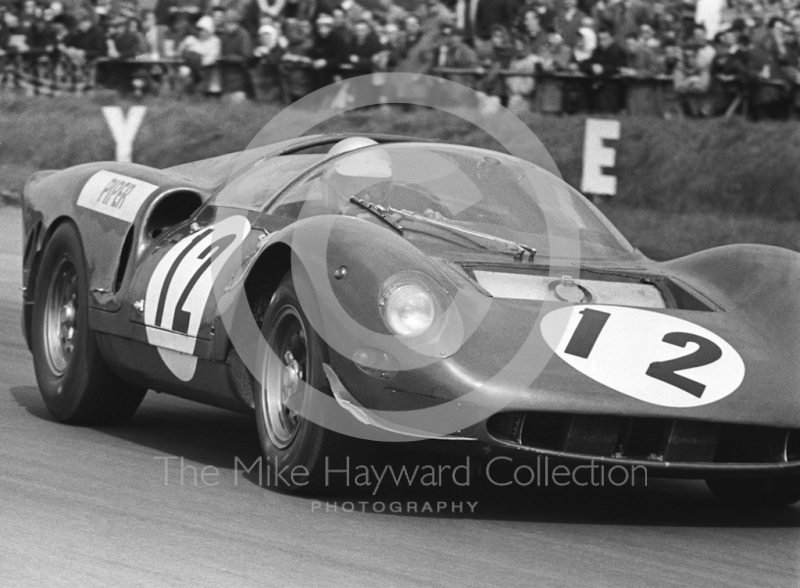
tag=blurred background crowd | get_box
[1,0,799,118]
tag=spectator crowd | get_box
[1,0,800,118]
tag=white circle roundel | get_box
[540,305,746,408]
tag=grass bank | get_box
[601,204,800,258]
[1,96,797,257]
[2,97,799,217]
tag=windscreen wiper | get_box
[349,197,404,234]
[384,206,536,261]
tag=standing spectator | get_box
[674,43,714,115]
[108,16,144,59]
[253,22,285,59]
[481,24,514,104]
[280,18,315,101]
[662,37,681,73]
[415,0,455,27]
[154,0,206,27]
[539,30,573,71]
[176,15,221,93]
[623,30,664,74]
[747,5,771,45]
[282,0,318,20]
[692,23,717,69]
[345,19,381,74]
[582,27,628,111]
[425,21,480,84]
[676,0,698,42]
[238,0,266,39]
[135,10,173,95]
[506,35,540,112]
[18,0,38,41]
[321,0,368,28]
[573,25,598,65]
[252,21,285,100]
[103,15,142,92]
[519,9,547,54]
[372,0,406,25]
[530,0,557,35]
[140,9,170,57]
[51,14,71,53]
[555,0,588,48]
[167,12,196,53]
[64,10,107,61]
[596,0,653,43]
[534,29,573,112]
[29,10,58,52]
[210,6,227,31]
[791,13,800,41]
[5,12,30,53]
[0,13,13,54]
[378,21,405,68]
[310,12,348,87]
[710,28,750,114]
[394,12,439,71]
[638,22,659,48]
[219,7,253,99]
[450,0,517,55]
[401,14,424,57]
[750,16,799,118]
[252,0,287,23]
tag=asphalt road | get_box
[1,206,799,588]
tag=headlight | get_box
[380,283,436,337]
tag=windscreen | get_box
[256,144,635,258]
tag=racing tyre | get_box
[31,223,146,424]
[706,476,800,507]
[254,271,371,494]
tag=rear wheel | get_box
[254,271,371,494]
[706,476,800,507]
[31,223,146,425]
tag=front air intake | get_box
[487,411,798,465]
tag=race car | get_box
[21,133,800,504]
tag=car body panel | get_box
[21,133,800,476]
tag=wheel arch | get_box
[243,241,293,330]
[23,216,82,349]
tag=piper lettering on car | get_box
[144,215,251,381]
[97,178,136,208]
[76,171,158,223]
[540,305,746,408]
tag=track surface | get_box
[1,207,798,587]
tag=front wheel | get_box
[706,476,800,507]
[31,223,146,425]
[254,271,371,494]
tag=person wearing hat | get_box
[176,15,221,93]
[178,14,220,67]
